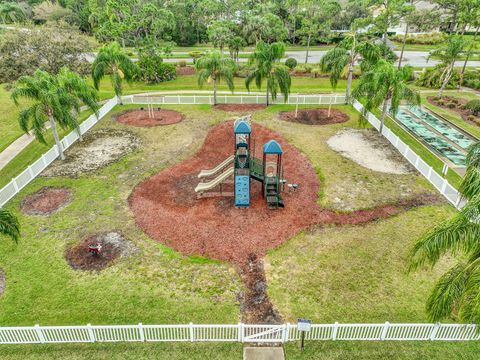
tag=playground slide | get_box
[195,167,234,193]
[198,155,234,179]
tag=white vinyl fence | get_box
[0,323,478,344]
[122,93,347,105]
[351,99,466,210]
[0,97,119,208]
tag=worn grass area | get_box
[266,205,455,323]
[0,105,241,326]
[284,341,480,360]
[253,105,435,210]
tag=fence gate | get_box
[243,325,285,343]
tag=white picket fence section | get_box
[121,93,347,105]
[351,99,466,209]
[0,323,478,344]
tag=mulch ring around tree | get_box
[0,268,5,297]
[214,104,267,112]
[21,187,72,215]
[65,231,139,271]
[427,96,480,124]
[114,109,184,127]
[279,108,349,125]
[129,121,442,266]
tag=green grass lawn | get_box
[0,103,477,358]
[0,86,30,153]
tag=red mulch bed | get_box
[64,232,132,271]
[129,121,440,265]
[279,108,349,125]
[427,96,480,124]
[214,104,267,112]
[21,187,71,215]
[176,66,196,75]
[115,109,184,127]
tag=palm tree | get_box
[320,32,381,104]
[91,42,138,104]
[427,36,466,98]
[11,68,99,160]
[0,2,26,24]
[0,209,20,242]
[228,36,246,64]
[409,142,480,323]
[195,51,236,106]
[245,41,291,106]
[352,60,420,133]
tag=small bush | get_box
[177,60,187,67]
[451,98,459,104]
[311,68,321,78]
[437,99,445,106]
[391,32,447,45]
[189,51,204,64]
[467,115,476,122]
[463,70,480,90]
[285,58,297,70]
[415,64,459,89]
[466,99,480,116]
[446,102,456,109]
[137,54,176,84]
[304,64,313,73]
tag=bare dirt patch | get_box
[214,104,267,112]
[279,108,349,125]
[115,109,184,127]
[176,66,196,75]
[238,254,283,324]
[427,96,480,124]
[42,129,140,178]
[129,121,437,266]
[0,268,5,297]
[327,129,413,174]
[65,231,139,271]
[21,187,72,215]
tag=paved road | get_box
[159,50,480,68]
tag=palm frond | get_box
[0,209,20,242]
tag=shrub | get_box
[311,68,321,78]
[437,99,445,106]
[463,70,480,90]
[304,64,313,73]
[391,33,447,45]
[177,60,187,67]
[285,57,297,70]
[446,102,456,109]
[466,100,480,116]
[189,51,205,64]
[137,54,176,84]
[467,115,476,122]
[415,64,459,89]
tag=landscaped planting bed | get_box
[21,187,72,215]
[427,96,480,124]
[279,108,349,125]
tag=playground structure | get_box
[195,117,285,209]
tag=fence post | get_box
[380,322,390,340]
[27,165,34,178]
[194,95,196,104]
[282,323,288,343]
[241,95,243,104]
[35,324,46,344]
[177,95,180,104]
[12,179,19,192]
[139,323,145,342]
[87,323,95,343]
[238,322,244,343]
[430,323,440,340]
[332,322,338,340]
[441,179,448,194]
[189,322,194,342]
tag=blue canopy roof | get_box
[234,120,251,134]
[263,140,283,154]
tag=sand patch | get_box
[327,129,412,174]
[42,129,140,177]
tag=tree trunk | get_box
[398,23,409,69]
[121,38,125,48]
[305,34,311,64]
[459,26,479,86]
[380,99,388,134]
[49,115,65,160]
[346,63,353,104]
[439,66,453,98]
[266,84,269,106]
[213,77,217,105]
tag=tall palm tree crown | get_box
[0,209,20,242]
[409,141,480,323]
[352,60,420,133]
[320,33,381,103]
[11,68,99,160]
[427,36,466,98]
[245,41,291,106]
[91,42,138,101]
[195,50,236,105]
